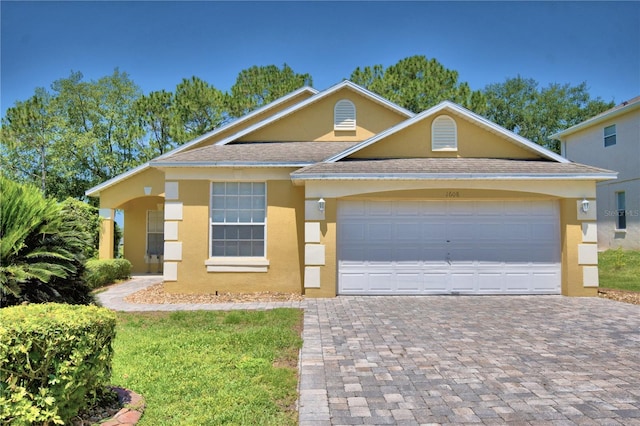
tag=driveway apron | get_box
[299,296,640,425]
[98,279,640,425]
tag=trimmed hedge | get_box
[84,258,132,289]
[0,303,117,425]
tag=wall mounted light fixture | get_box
[581,198,590,213]
[144,186,152,196]
[318,198,326,212]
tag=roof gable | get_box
[213,80,415,146]
[552,96,640,140]
[86,86,318,196]
[328,101,568,163]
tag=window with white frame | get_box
[432,115,457,151]
[210,182,266,257]
[616,191,626,230]
[146,210,164,256]
[604,124,616,147]
[334,99,356,131]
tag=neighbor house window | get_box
[432,115,457,151]
[146,210,164,256]
[211,182,266,257]
[604,124,616,147]
[616,191,626,230]
[334,99,356,131]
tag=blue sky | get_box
[2,1,639,118]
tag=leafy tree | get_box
[0,177,95,306]
[229,64,312,117]
[171,76,227,143]
[0,89,62,197]
[1,69,145,200]
[483,76,615,152]
[134,89,176,156]
[51,69,144,187]
[350,55,487,114]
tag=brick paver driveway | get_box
[299,296,640,425]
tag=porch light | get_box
[581,198,590,213]
[318,198,326,212]
[144,186,152,196]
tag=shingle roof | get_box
[151,142,360,166]
[291,158,616,179]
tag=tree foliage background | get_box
[1,58,614,203]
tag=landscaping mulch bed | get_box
[124,283,304,304]
[598,288,640,305]
[124,283,639,305]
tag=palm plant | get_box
[0,176,94,306]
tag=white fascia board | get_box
[152,162,312,168]
[327,100,568,163]
[83,87,318,197]
[162,86,318,156]
[551,100,640,140]
[85,162,150,197]
[290,172,618,182]
[214,80,415,147]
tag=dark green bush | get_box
[0,303,117,425]
[84,258,132,289]
[0,177,95,307]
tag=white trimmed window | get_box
[146,210,164,256]
[616,191,626,230]
[432,115,457,151]
[604,124,616,147]
[210,182,266,257]
[334,99,356,131]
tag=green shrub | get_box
[84,258,132,289]
[0,177,95,307]
[0,303,117,425]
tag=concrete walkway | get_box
[96,275,306,311]
[100,277,640,425]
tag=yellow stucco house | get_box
[87,81,616,297]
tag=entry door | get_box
[337,200,561,295]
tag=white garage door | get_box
[338,200,560,295]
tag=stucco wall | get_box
[352,113,541,159]
[121,196,165,274]
[596,179,640,249]
[237,90,407,143]
[563,109,639,250]
[163,179,306,294]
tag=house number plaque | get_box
[445,191,460,198]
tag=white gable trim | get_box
[551,97,640,140]
[326,101,569,163]
[213,80,415,146]
[85,86,318,197]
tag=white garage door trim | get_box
[338,200,561,295]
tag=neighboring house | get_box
[87,81,616,297]
[553,97,640,250]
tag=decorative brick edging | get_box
[101,387,146,426]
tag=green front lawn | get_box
[599,249,640,292]
[111,309,303,425]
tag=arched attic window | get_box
[431,115,457,151]
[334,99,356,131]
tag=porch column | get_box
[98,208,115,259]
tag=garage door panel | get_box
[397,273,422,292]
[451,272,476,292]
[477,273,503,292]
[340,273,367,293]
[424,273,449,292]
[338,200,560,295]
[369,274,394,292]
